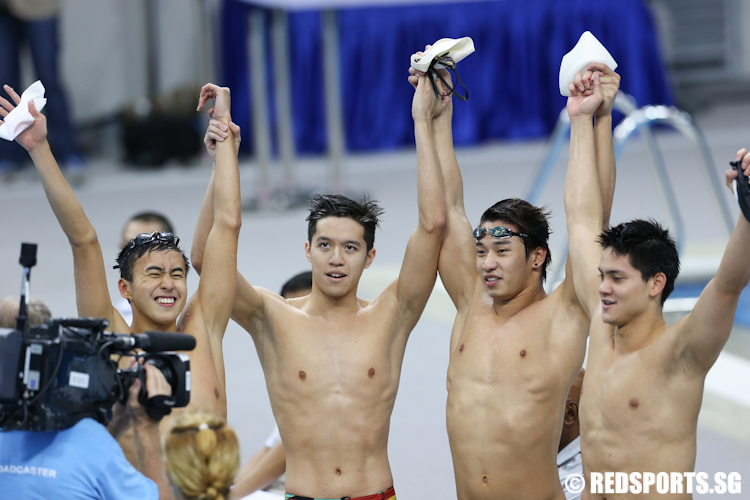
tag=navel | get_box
[520,350,526,357]
[336,468,341,476]
[368,367,375,378]
[214,388,220,399]
[629,398,639,409]
[483,476,488,484]
[299,370,306,381]
[459,344,465,352]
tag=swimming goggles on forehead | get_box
[114,231,180,269]
[473,226,528,240]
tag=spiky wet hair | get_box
[306,194,384,251]
[597,219,680,305]
[479,198,553,283]
[115,236,190,282]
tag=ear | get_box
[530,247,547,268]
[118,278,132,301]
[563,401,578,427]
[364,248,376,269]
[304,240,311,263]
[648,272,667,300]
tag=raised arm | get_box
[563,72,606,317]
[191,108,266,333]
[590,63,620,227]
[389,72,446,323]
[188,84,244,339]
[680,152,750,372]
[408,62,477,309]
[0,85,126,331]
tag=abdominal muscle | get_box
[446,348,568,500]
[272,365,399,498]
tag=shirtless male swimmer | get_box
[408,57,620,499]
[193,71,447,499]
[576,158,750,497]
[1,83,241,432]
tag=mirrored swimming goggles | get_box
[114,231,180,269]
[473,226,528,240]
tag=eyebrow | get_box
[316,236,361,247]
[170,267,185,274]
[598,268,623,275]
[145,265,164,273]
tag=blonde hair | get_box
[163,413,240,500]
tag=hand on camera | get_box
[0,84,48,153]
[127,360,173,425]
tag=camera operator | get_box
[0,296,51,329]
[0,361,175,500]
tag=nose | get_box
[481,254,497,272]
[329,246,344,266]
[160,275,175,291]
[599,279,611,296]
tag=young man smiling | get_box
[577,160,750,499]
[0,83,241,426]
[407,60,619,499]
[193,71,447,499]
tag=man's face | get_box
[598,248,655,326]
[120,249,188,326]
[121,221,168,249]
[475,220,538,300]
[305,216,375,299]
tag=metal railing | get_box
[527,91,734,290]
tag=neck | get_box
[613,307,667,353]
[130,310,177,334]
[490,281,547,320]
[305,285,363,316]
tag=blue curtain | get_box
[220,0,672,155]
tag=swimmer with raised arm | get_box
[194,71,447,499]
[408,57,620,499]
[578,155,750,499]
[0,83,241,429]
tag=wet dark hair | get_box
[116,237,190,282]
[125,211,174,234]
[479,198,552,282]
[280,271,313,298]
[307,194,384,251]
[598,219,680,305]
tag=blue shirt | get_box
[0,418,158,500]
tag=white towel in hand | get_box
[0,81,47,141]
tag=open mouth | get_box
[484,276,500,287]
[602,299,615,308]
[156,297,176,307]
[326,272,346,280]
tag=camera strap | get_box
[428,57,469,102]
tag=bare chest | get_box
[581,347,703,455]
[264,315,402,404]
[447,307,567,401]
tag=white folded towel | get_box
[559,32,617,97]
[0,80,47,141]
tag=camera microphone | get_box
[113,331,196,352]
